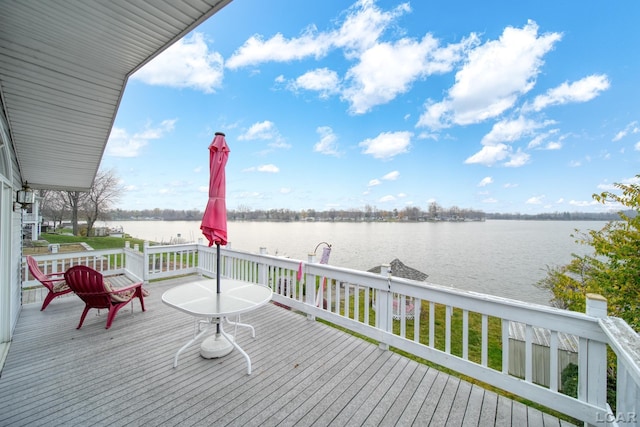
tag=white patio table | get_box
[162,278,272,374]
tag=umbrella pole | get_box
[201,241,233,359]
[216,242,221,335]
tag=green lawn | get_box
[38,232,148,250]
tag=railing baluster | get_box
[502,319,509,374]
[549,330,559,392]
[445,305,452,354]
[429,301,435,348]
[414,298,421,343]
[354,284,360,322]
[344,283,350,318]
[399,295,406,337]
[364,287,370,325]
[462,309,469,360]
[481,314,488,366]
[525,324,533,383]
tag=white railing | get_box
[22,243,640,426]
[22,249,128,286]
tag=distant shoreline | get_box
[107,216,615,222]
[103,208,625,224]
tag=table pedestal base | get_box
[201,333,233,358]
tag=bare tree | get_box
[39,190,68,230]
[82,169,123,236]
[65,191,86,236]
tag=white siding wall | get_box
[0,100,23,359]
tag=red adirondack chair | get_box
[64,265,146,329]
[26,255,72,311]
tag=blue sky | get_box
[101,0,640,214]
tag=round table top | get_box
[162,278,273,317]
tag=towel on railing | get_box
[297,262,303,281]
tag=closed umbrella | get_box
[200,131,229,294]
[200,132,231,357]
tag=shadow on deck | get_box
[1,276,575,426]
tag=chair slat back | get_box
[26,256,53,289]
[64,265,111,308]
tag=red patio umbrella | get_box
[200,132,230,294]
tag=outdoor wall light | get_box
[16,182,35,209]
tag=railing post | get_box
[377,264,392,351]
[195,239,203,277]
[258,247,268,285]
[224,242,231,279]
[143,241,150,284]
[306,253,316,320]
[581,293,608,427]
[123,241,130,274]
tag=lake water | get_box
[101,219,606,306]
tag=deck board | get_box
[1,276,576,427]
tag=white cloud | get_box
[368,179,381,186]
[342,34,475,114]
[238,121,278,140]
[620,176,640,185]
[526,195,545,204]
[569,199,600,207]
[239,121,290,149]
[382,171,400,180]
[313,126,342,156]
[292,68,341,99]
[227,0,409,69]
[225,30,331,69]
[504,150,530,167]
[465,117,547,166]
[418,20,561,129]
[478,177,493,187]
[545,141,562,150]
[359,131,412,159]
[464,144,510,166]
[243,164,280,173]
[258,164,280,173]
[132,33,224,93]
[226,1,474,114]
[481,116,549,146]
[379,195,396,202]
[524,74,610,112]
[106,120,176,157]
[613,121,640,142]
[528,129,560,149]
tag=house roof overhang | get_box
[0,0,232,191]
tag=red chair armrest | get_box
[108,281,143,295]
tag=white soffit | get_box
[0,0,232,191]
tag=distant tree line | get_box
[37,167,626,239]
[486,211,626,221]
[105,204,626,223]
[106,202,490,222]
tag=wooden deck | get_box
[1,276,576,426]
